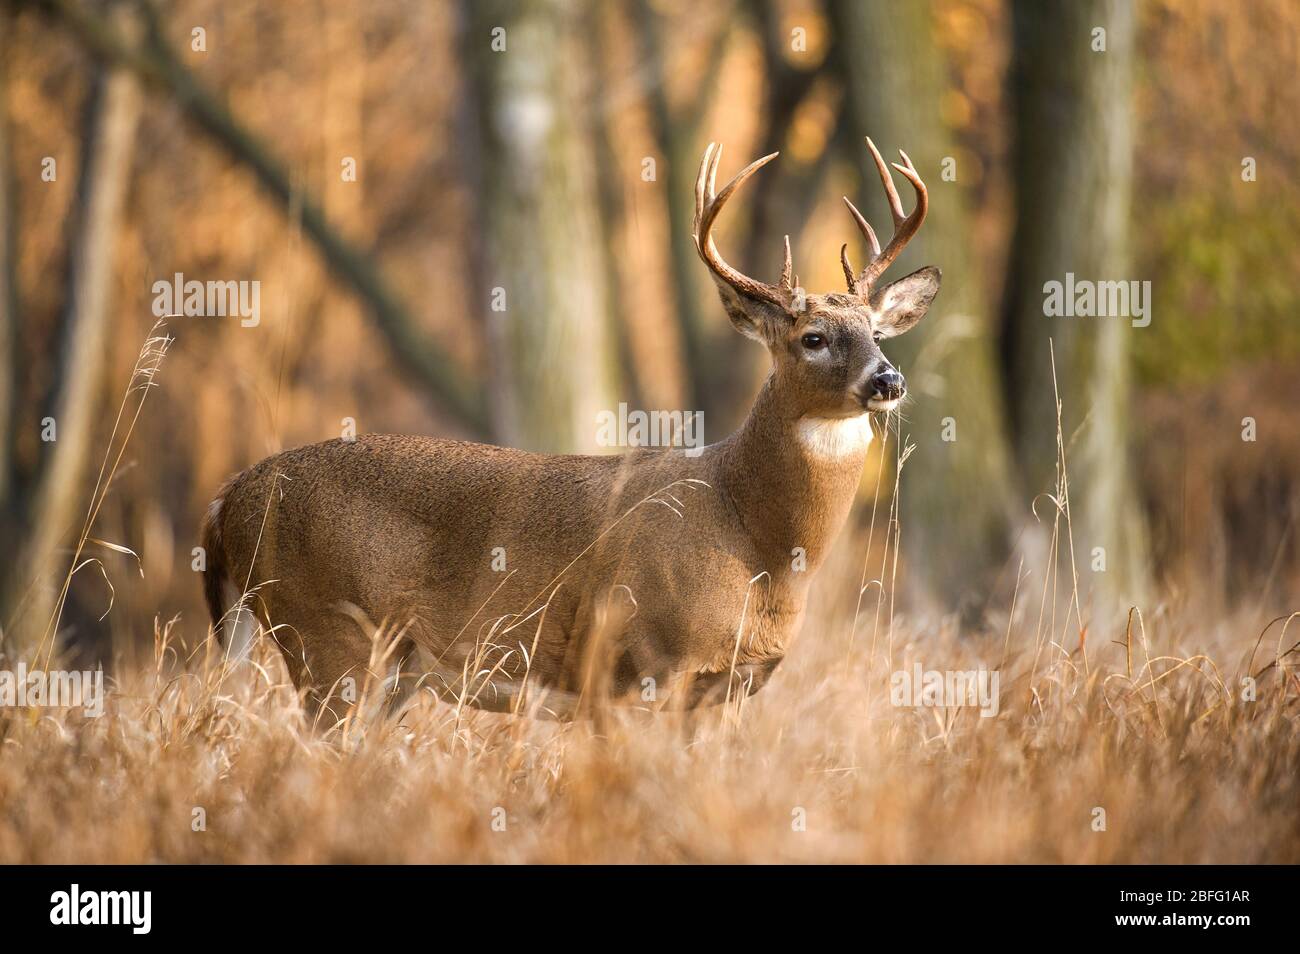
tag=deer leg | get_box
[682,657,784,709]
[381,637,423,719]
[264,614,378,727]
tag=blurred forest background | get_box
[0,0,1296,663]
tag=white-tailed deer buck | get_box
[202,138,940,720]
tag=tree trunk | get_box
[1,18,142,654]
[0,10,18,508]
[1002,0,1149,617]
[461,0,620,452]
[828,0,1016,612]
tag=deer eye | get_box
[872,330,884,344]
[800,332,827,350]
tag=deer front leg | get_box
[680,657,784,709]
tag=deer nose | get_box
[871,368,906,400]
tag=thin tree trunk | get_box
[0,10,18,508]
[2,17,141,652]
[1003,0,1149,617]
[828,0,1016,611]
[588,1,646,416]
[632,0,732,425]
[461,0,619,452]
[451,0,513,442]
[741,0,833,278]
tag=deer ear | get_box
[713,279,783,343]
[870,266,941,338]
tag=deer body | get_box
[203,140,940,718]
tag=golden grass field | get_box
[2,542,1297,864]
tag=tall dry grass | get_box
[0,577,1296,863]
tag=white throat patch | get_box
[795,414,875,460]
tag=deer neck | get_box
[716,375,872,576]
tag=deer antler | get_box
[694,143,794,306]
[841,138,928,299]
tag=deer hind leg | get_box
[217,581,259,662]
[262,610,386,727]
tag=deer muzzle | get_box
[868,367,906,408]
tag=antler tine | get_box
[845,137,929,297]
[840,196,880,293]
[693,142,715,232]
[707,142,722,201]
[842,197,881,258]
[780,235,793,291]
[692,145,788,306]
[840,244,855,292]
[866,137,906,225]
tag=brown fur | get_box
[202,146,941,720]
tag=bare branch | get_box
[28,0,489,435]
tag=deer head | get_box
[693,138,941,418]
